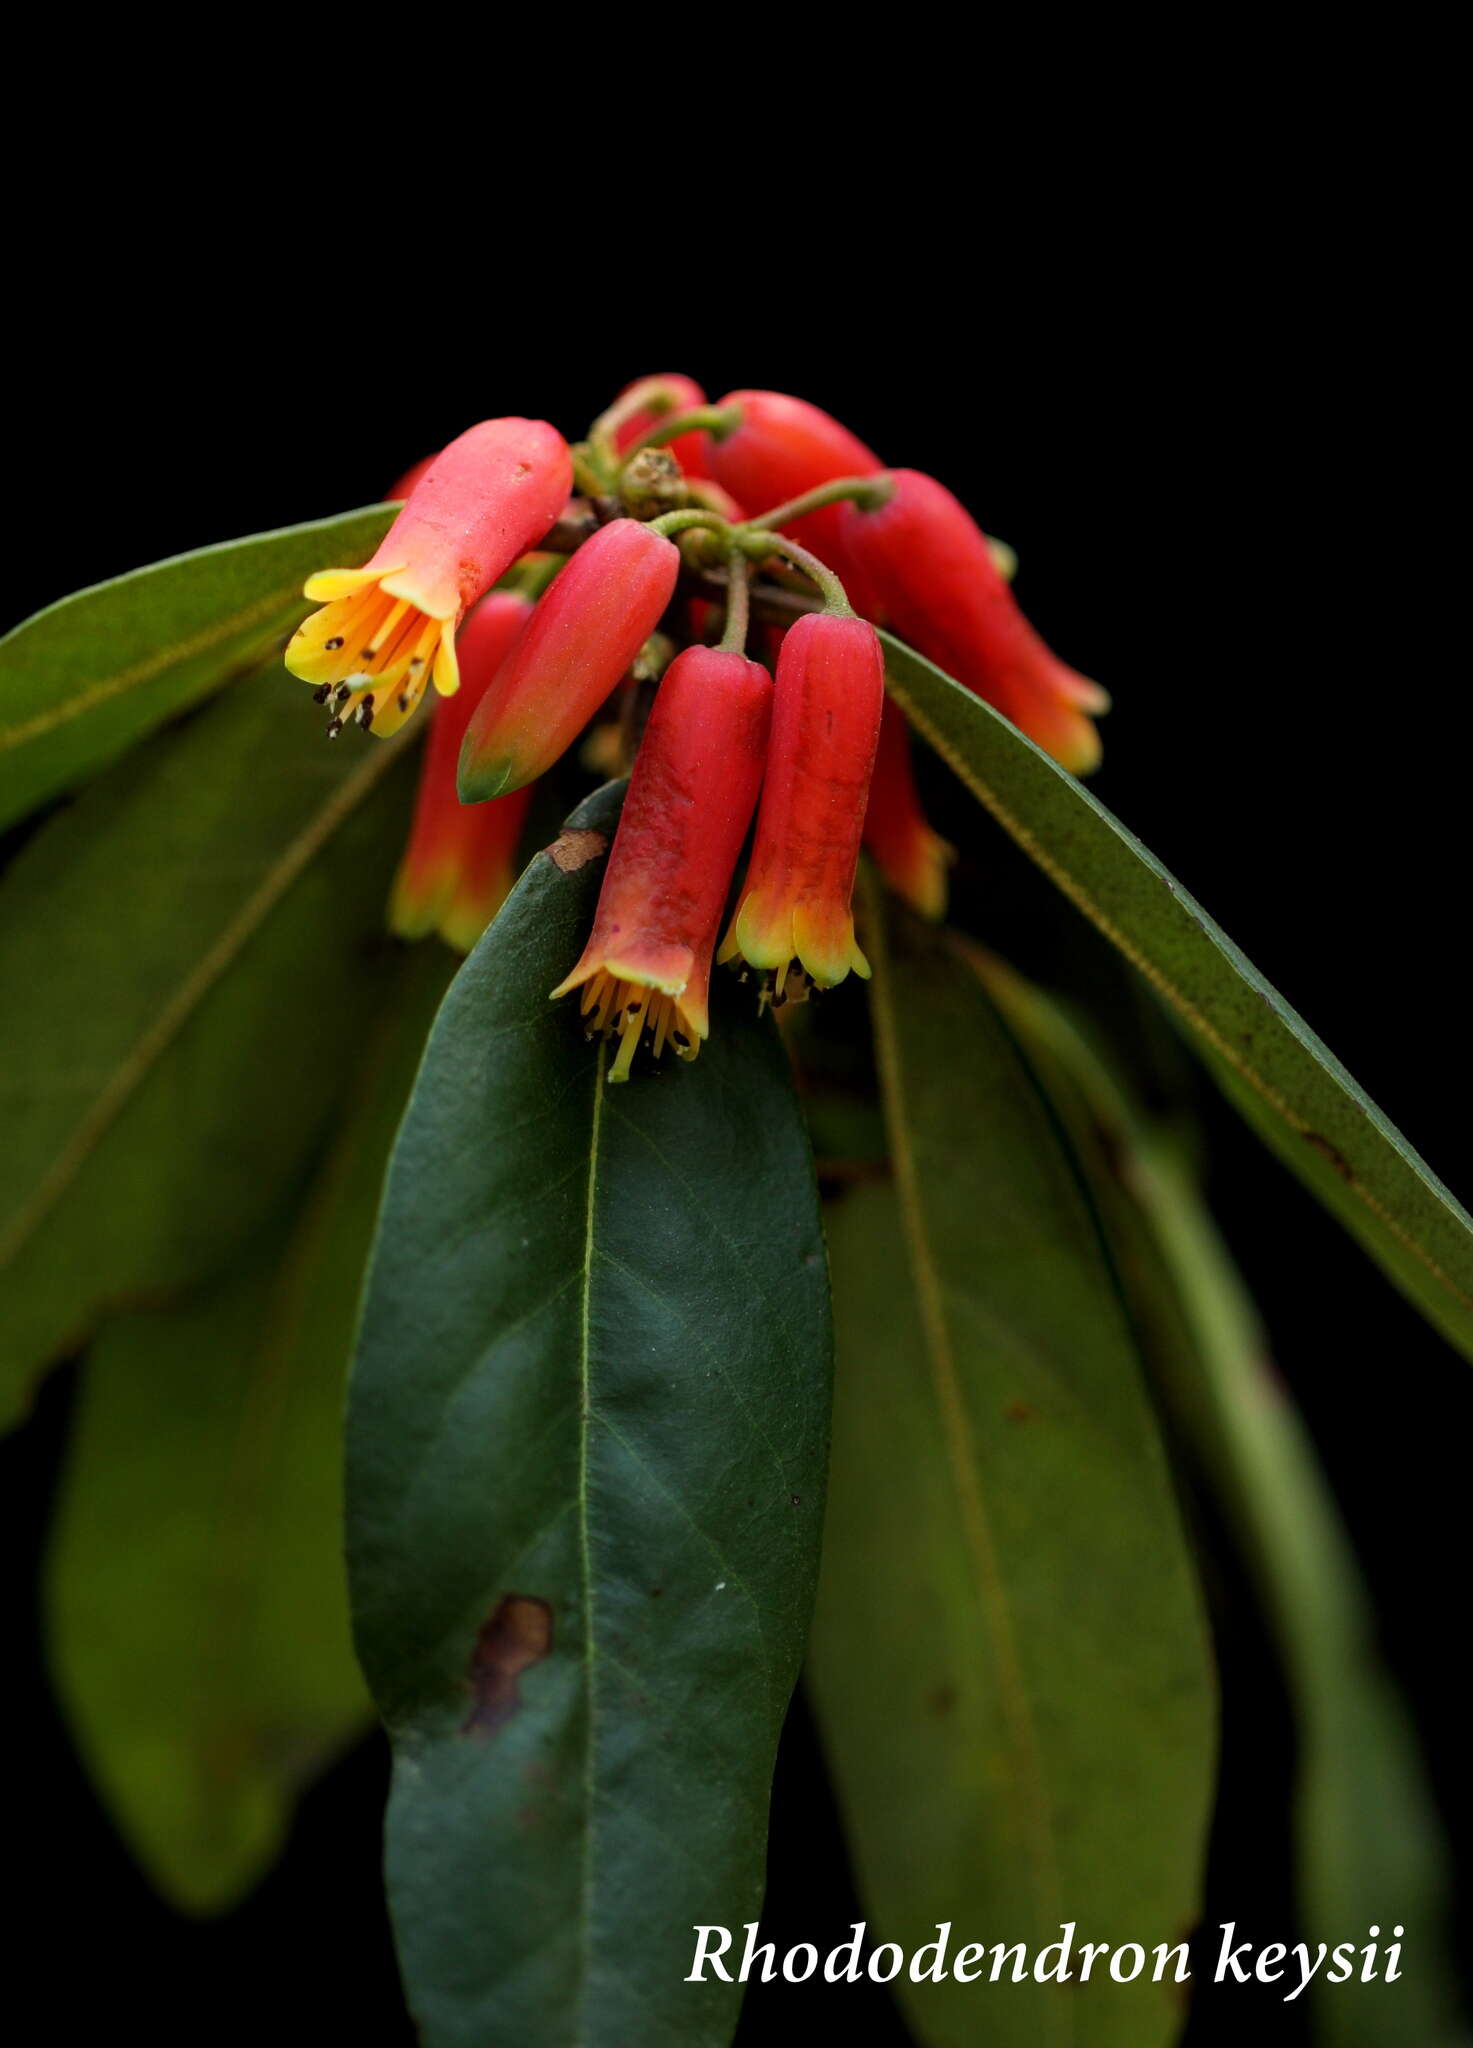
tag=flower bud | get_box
[707,389,882,565]
[286,418,572,738]
[458,520,681,802]
[839,469,1109,774]
[720,611,884,997]
[863,699,953,920]
[388,591,536,953]
[553,646,773,1080]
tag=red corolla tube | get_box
[388,591,536,953]
[863,698,953,920]
[707,389,883,565]
[720,611,884,996]
[285,418,572,738]
[458,520,681,802]
[552,646,773,1081]
[839,469,1109,774]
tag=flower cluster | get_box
[287,378,1106,1075]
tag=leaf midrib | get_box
[864,877,1069,2039]
[0,738,403,1272]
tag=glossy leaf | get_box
[45,946,450,1910]
[808,884,1215,2048]
[881,632,1473,1365]
[0,664,416,1429]
[0,503,395,826]
[347,782,832,2048]
[969,952,1464,2047]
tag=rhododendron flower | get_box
[553,646,772,1080]
[459,519,680,801]
[285,418,571,738]
[839,468,1109,774]
[863,698,953,920]
[708,389,882,567]
[388,591,536,954]
[720,611,884,996]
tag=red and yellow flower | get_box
[719,611,884,997]
[458,519,680,802]
[863,698,954,920]
[285,417,571,738]
[839,468,1109,774]
[388,591,536,954]
[553,645,772,1080]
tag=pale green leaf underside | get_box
[881,632,1473,1365]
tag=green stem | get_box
[621,404,743,461]
[754,472,894,531]
[648,509,735,542]
[718,551,751,653]
[738,528,854,615]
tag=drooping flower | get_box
[285,418,571,738]
[863,698,954,920]
[552,645,772,1081]
[458,519,680,802]
[388,591,536,954]
[707,388,883,566]
[838,468,1109,774]
[612,373,713,477]
[720,611,884,997]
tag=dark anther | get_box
[312,683,332,703]
[327,717,344,739]
[362,646,378,660]
[324,635,345,650]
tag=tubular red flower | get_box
[720,611,884,996]
[458,520,680,802]
[552,646,772,1081]
[863,698,954,920]
[838,469,1110,775]
[612,372,712,477]
[707,389,883,566]
[285,418,572,739]
[389,592,536,953]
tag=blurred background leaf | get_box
[881,636,1473,1367]
[969,949,1466,2047]
[808,884,1216,2048]
[43,942,449,1910]
[0,505,395,828]
[0,664,418,1431]
[348,782,833,2048]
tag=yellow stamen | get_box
[575,970,696,1083]
[286,575,457,739]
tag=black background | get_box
[4,187,1465,2045]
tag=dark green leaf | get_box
[44,946,449,1910]
[0,504,395,826]
[808,883,1215,2048]
[347,783,832,2048]
[882,632,1473,1365]
[0,664,416,1428]
[969,954,1464,2047]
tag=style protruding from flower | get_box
[720,610,885,999]
[863,698,954,920]
[285,418,572,739]
[707,390,883,565]
[839,469,1109,775]
[458,519,681,803]
[388,591,536,954]
[552,645,773,1081]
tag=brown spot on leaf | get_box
[463,1595,552,1737]
[547,828,607,873]
[1303,1130,1353,1181]
[1004,1399,1036,1424]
